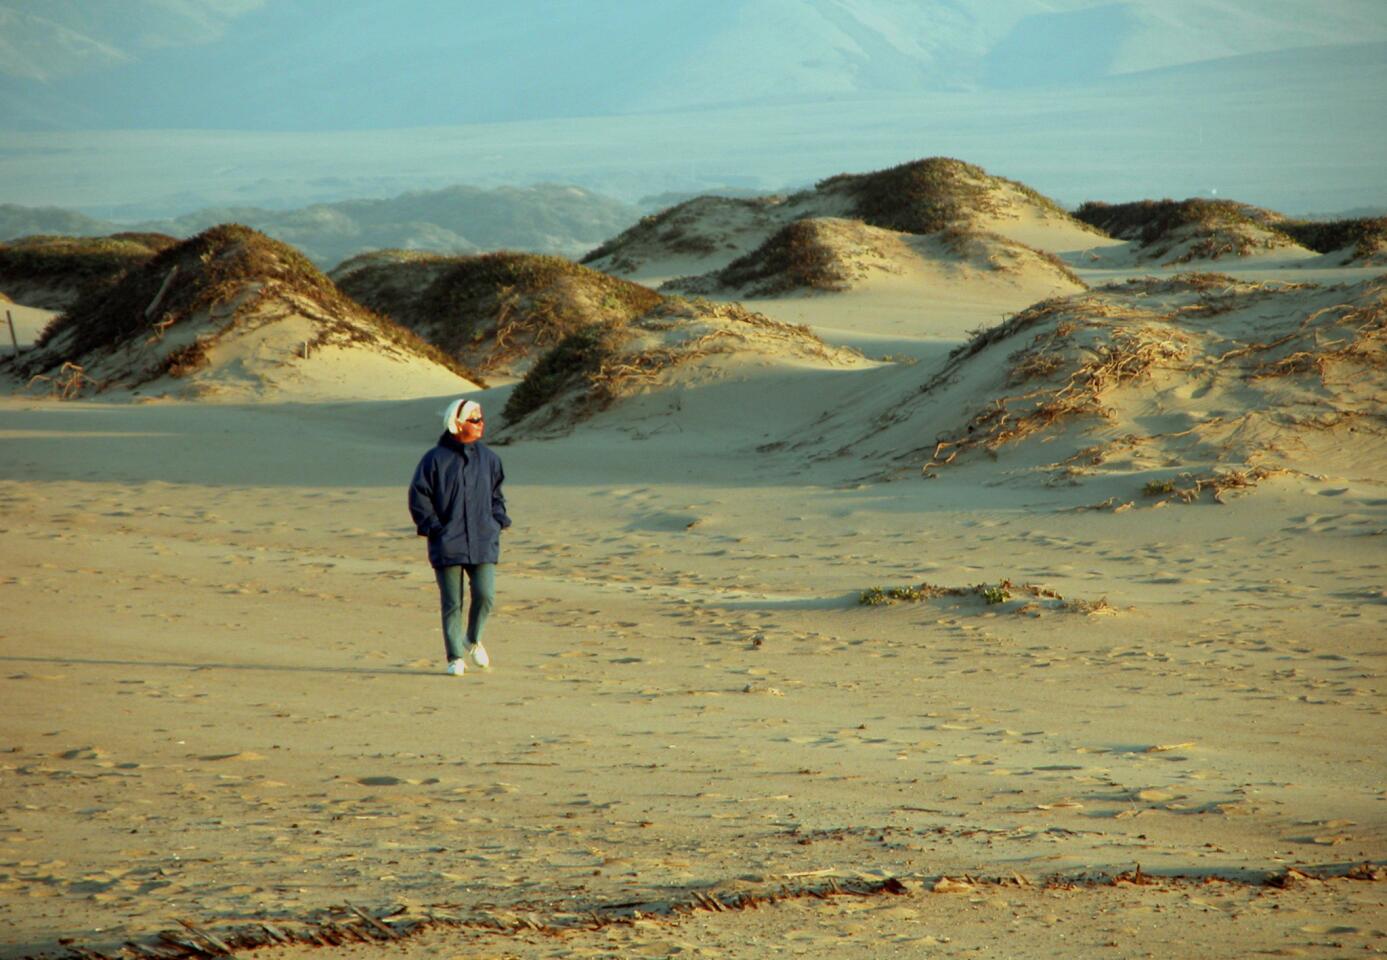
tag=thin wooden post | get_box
[145,265,179,319]
[6,310,17,355]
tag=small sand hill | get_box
[850,273,1385,500]
[584,157,1106,288]
[327,247,455,284]
[14,224,474,400]
[1281,216,1387,267]
[1074,199,1317,266]
[0,232,178,310]
[581,194,838,286]
[816,157,1107,255]
[498,297,869,435]
[666,217,1085,300]
[663,218,894,297]
[335,251,663,377]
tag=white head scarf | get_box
[441,398,482,434]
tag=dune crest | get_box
[584,157,1101,288]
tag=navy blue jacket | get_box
[408,433,511,568]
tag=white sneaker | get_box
[466,643,490,669]
[445,658,466,676]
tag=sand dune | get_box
[9,225,473,401]
[584,157,1108,289]
[665,219,1086,302]
[498,295,872,437]
[335,251,662,379]
[835,274,1387,498]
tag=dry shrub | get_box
[926,312,1188,472]
[345,252,665,373]
[708,220,852,295]
[1278,216,1387,260]
[860,578,1102,614]
[821,157,1069,234]
[26,361,95,398]
[1141,467,1288,505]
[1244,299,1385,380]
[919,275,1385,491]
[1074,198,1300,263]
[1074,198,1279,245]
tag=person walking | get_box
[408,398,511,676]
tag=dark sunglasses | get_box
[464,416,484,424]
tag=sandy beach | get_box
[2,181,1385,958]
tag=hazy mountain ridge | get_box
[4,0,1385,131]
[0,184,639,268]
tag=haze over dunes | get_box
[0,185,638,267]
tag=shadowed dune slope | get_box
[500,296,871,435]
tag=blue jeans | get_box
[435,563,496,661]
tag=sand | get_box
[1,222,1384,958]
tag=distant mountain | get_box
[4,0,1385,131]
[0,184,639,268]
[0,203,112,238]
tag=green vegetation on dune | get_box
[1074,198,1281,244]
[711,220,851,295]
[501,323,631,424]
[0,233,174,290]
[1278,216,1387,259]
[1076,198,1387,261]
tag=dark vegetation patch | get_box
[0,233,176,303]
[1073,199,1281,244]
[502,297,828,427]
[821,157,1069,234]
[709,220,852,295]
[20,224,471,385]
[1073,200,1387,263]
[1278,217,1387,259]
[501,323,631,424]
[379,252,664,372]
[1078,200,1387,260]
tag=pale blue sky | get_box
[2,1,1384,216]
